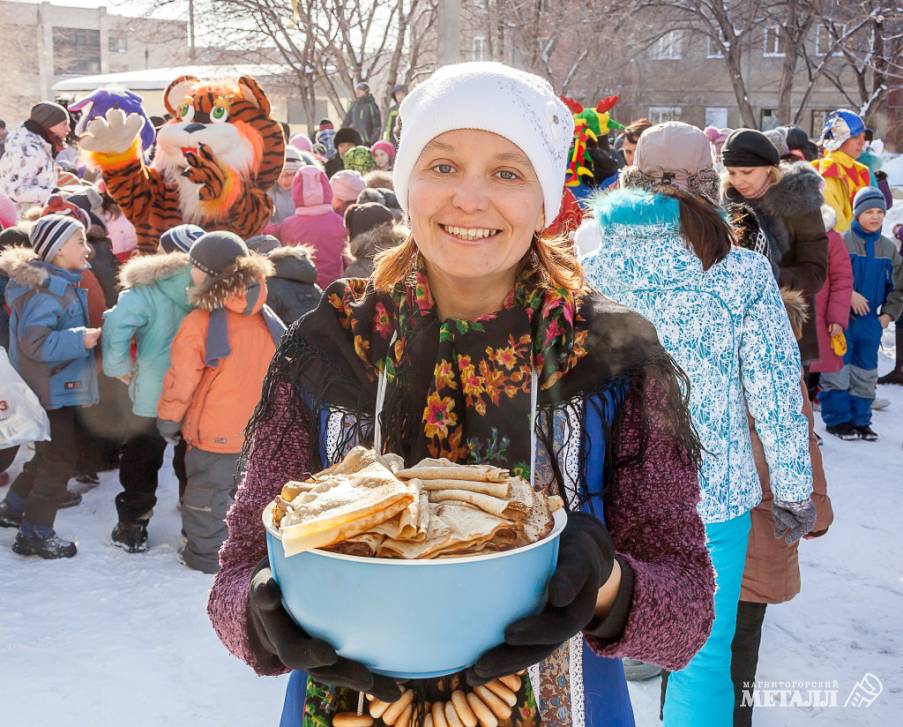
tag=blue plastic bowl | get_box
[264,504,565,679]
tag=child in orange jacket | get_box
[156,231,284,573]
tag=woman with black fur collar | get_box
[721,129,829,364]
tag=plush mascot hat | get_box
[819,109,865,152]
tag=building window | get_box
[109,36,128,54]
[648,106,681,123]
[472,36,486,62]
[706,36,725,59]
[650,31,681,60]
[814,24,846,56]
[760,108,780,130]
[705,107,729,129]
[763,26,785,57]
[53,27,101,75]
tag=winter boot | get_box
[12,530,77,559]
[855,425,879,441]
[826,423,858,441]
[877,325,903,384]
[0,499,23,528]
[111,521,149,553]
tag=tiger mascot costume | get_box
[80,75,285,254]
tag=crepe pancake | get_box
[428,489,529,521]
[379,502,520,559]
[370,484,428,541]
[328,532,385,557]
[396,458,509,484]
[280,461,415,556]
[417,479,510,498]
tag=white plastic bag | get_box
[0,347,50,447]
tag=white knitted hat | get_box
[392,62,574,227]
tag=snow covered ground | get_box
[1,333,900,726]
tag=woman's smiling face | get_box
[407,129,545,285]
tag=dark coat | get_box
[265,246,322,325]
[324,155,343,179]
[725,162,828,363]
[342,95,381,145]
[87,225,120,308]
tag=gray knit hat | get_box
[763,128,790,159]
[189,231,249,276]
[31,214,85,261]
[853,187,887,219]
[160,224,204,253]
[30,102,70,130]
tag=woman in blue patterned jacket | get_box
[582,122,815,727]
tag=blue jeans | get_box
[663,513,751,727]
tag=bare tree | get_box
[461,0,625,97]
[134,0,436,133]
[817,2,903,126]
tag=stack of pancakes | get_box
[272,447,563,559]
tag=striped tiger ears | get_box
[237,76,271,116]
[164,75,200,116]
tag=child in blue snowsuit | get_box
[821,187,903,440]
[0,215,100,557]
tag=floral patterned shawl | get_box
[321,269,588,475]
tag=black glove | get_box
[247,560,402,702]
[466,513,616,686]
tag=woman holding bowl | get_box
[208,63,715,726]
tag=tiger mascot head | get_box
[153,75,285,220]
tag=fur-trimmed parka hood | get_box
[349,221,407,262]
[0,245,84,296]
[267,245,317,285]
[0,246,45,288]
[724,161,824,216]
[118,251,190,289]
[189,254,274,313]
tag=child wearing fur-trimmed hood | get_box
[156,231,285,573]
[101,223,204,553]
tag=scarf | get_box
[851,219,881,249]
[314,268,588,474]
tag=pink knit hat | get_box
[329,169,366,203]
[290,133,313,153]
[291,166,333,215]
[371,140,396,161]
[0,192,16,229]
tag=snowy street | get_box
[1,334,900,726]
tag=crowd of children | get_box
[0,101,406,566]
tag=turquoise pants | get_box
[664,512,751,727]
